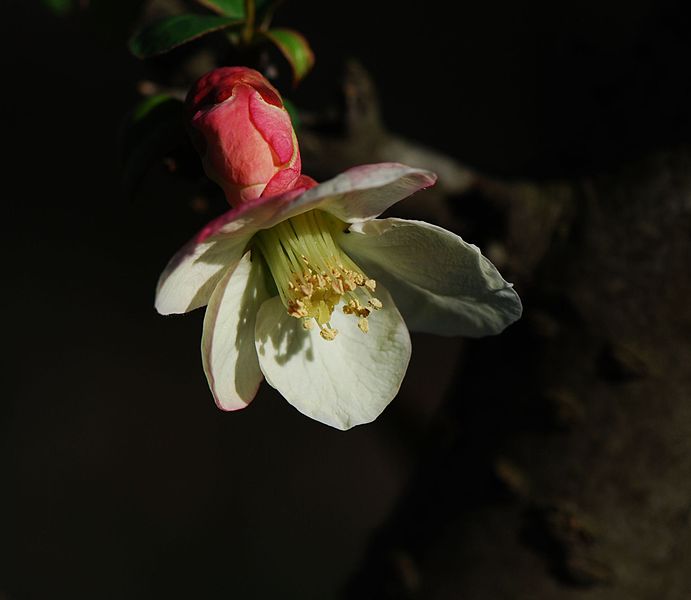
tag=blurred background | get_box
[3,0,691,598]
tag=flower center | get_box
[255,210,382,340]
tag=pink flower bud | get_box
[187,67,302,205]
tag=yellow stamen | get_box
[319,326,338,341]
[368,298,382,310]
[255,210,382,339]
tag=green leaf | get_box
[263,28,315,84]
[120,95,187,196]
[196,0,273,15]
[41,0,73,14]
[131,94,174,122]
[194,0,245,18]
[254,0,279,18]
[129,14,243,59]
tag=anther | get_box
[368,298,382,310]
[319,327,338,341]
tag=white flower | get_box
[155,162,522,430]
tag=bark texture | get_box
[343,150,691,599]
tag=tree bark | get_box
[343,150,691,599]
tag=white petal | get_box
[278,163,437,224]
[155,164,435,314]
[201,251,270,410]
[254,285,411,430]
[153,187,302,316]
[155,232,253,315]
[338,218,522,337]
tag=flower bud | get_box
[186,67,302,205]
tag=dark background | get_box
[3,0,690,598]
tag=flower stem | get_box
[242,0,256,46]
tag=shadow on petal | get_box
[232,254,273,387]
[255,296,313,368]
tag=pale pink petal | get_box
[278,163,437,223]
[155,185,307,315]
[199,163,435,242]
[194,185,308,244]
[156,163,436,315]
